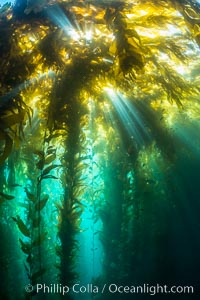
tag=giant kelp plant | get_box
[1,0,200,299]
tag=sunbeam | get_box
[0,70,55,108]
[46,4,81,40]
[105,87,152,149]
[1,1,200,299]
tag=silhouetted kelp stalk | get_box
[95,124,124,284]
[46,48,112,291]
[0,160,22,299]
[126,145,174,283]
[55,125,86,294]
[12,143,59,298]
[48,61,88,296]
[0,1,200,299]
[81,98,105,282]
[95,134,143,300]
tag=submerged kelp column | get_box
[1,0,200,299]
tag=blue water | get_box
[0,0,15,6]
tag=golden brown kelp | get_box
[172,0,200,46]
[105,5,145,78]
[0,5,33,165]
[0,99,32,165]
[0,1,200,299]
[1,0,197,162]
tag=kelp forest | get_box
[0,0,200,299]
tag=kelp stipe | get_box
[11,142,59,297]
[1,0,200,299]
[0,160,21,300]
[48,60,90,295]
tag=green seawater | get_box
[1,1,200,299]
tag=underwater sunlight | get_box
[1,0,200,299]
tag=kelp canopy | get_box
[0,0,200,299]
